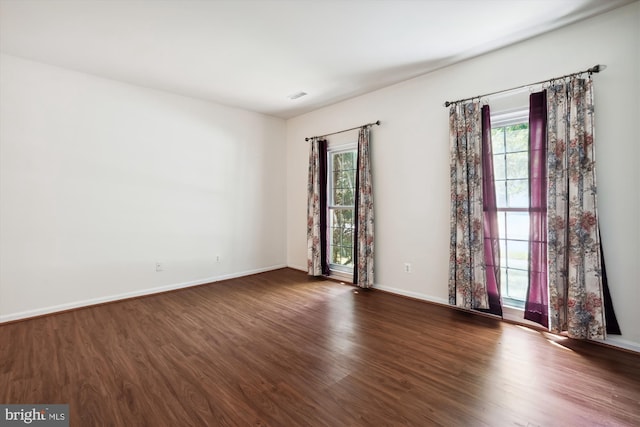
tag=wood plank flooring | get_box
[1,268,639,426]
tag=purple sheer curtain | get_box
[525,91,549,327]
[481,105,502,316]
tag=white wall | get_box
[0,54,287,321]
[286,3,640,350]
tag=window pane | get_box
[331,151,356,207]
[505,125,528,152]
[333,188,343,205]
[336,208,353,225]
[338,169,355,186]
[506,179,528,208]
[343,152,356,169]
[492,128,505,154]
[334,152,350,169]
[330,208,354,267]
[341,226,353,246]
[495,180,507,207]
[334,187,354,206]
[499,240,507,266]
[497,212,506,239]
[493,154,505,180]
[506,240,529,270]
[505,269,528,301]
[343,247,353,266]
[506,212,529,240]
[341,186,354,206]
[332,246,350,266]
[500,266,507,296]
[506,152,528,179]
[331,226,342,246]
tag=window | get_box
[327,146,357,274]
[491,117,529,308]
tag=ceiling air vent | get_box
[288,91,307,100]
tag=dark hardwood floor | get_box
[1,268,639,426]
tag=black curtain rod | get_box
[305,120,380,141]
[443,64,606,108]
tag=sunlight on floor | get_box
[542,332,574,352]
[514,324,575,352]
[515,324,538,334]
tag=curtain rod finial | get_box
[589,64,607,74]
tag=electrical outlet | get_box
[155,262,163,272]
[404,262,412,273]
[216,255,221,263]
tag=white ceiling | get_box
[0,0,635,119]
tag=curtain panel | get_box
[546,78,606,339]
[307,138,329,276]
[353,127,374,288]
[525,91,549,327]
[481,105,503,316]
[448,102,492,311]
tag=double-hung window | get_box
[327,145,357,275]
[491,111,530,308]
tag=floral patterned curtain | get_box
[307,137,328,276]
[449,102,490,310]
[353,127,374,288]
[547,77,606,339]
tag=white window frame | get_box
[327,142,357,278]
[491,109,530,309]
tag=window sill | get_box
[502,305,546,329]
[329,270,353,284]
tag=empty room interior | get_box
[1,0,639,426]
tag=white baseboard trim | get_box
[373,283,640,354]
[373,283,449,305]
[214,264,287,282]
[287,264,307,273]
[0,264,287,324]
[594,336,640,353]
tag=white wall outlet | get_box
[155,262,163,272]
[216,255,221,263]
[404,262,412,273]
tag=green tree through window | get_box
[492,123,529,307]
[328,149,357,270]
